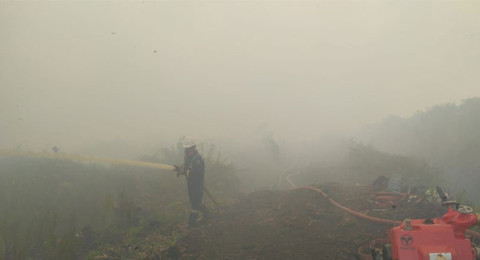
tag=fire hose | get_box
[286,172,480,238]
[286,171,401,225]
[300,185,401,225]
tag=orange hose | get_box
[287,173,480,235]
[286,173,400,225]
[309,183,480,238]
[300,185,401,225]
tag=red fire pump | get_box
[374,187,480,260]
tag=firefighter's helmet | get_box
[183,138,196,149]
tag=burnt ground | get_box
[169,183,447,260]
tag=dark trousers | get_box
[187,179,204,227]
[188,179,204,210]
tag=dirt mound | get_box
[173,183,446,259]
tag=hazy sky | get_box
[1,1,480,152]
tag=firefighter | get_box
[176,139,206,227]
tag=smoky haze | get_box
[1,1,480,155]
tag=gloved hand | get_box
[173,165,185,177]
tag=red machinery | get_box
[374,187,480,260]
